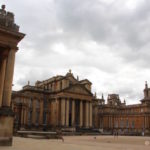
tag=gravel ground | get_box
[0,135,150,150]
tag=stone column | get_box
[49,100,53,125]
[39,100,43,125]
[2,49,16,107]
[61,98,65,126]
[0,59,6,107]
[145,116,147,129]
[55,99,59,126]
[65,99,69,127]
[89,102,92,127]
[72,100,75,126]
[85,102,89,128]
[24,108,27,126]
[32,99,36,125]
[51,99,57,126]
[21,107,24,126]
[79,100,83,127]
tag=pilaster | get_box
[32,99,36,125]
[0,58,6,107]
[39,100,43,125]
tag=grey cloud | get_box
[2,0,150,104]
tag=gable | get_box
[66,76,78,84]
[63,84,92,95]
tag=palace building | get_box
[12,70,93,131]
[12,70,150,135]
[93,82,150,135]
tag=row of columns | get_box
[61,98,92,128]
[18,98,44,126]
[17,97,93,128]
[0,49,16,108]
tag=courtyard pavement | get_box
[0,135,150,150]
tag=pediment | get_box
[63,84,92,95]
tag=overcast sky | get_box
[2,0,150,104]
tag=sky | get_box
[1,0,150,104]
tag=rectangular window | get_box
[115,121,118,128]
[120,120,124,128]
[126,120,129,128]
[36,111,39,125]
[28,111,32,125]
[132,121,134,128]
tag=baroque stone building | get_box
[12,70,93,130]
[93,82,150,135]
[0,5,25,145]
[12,74,150,135]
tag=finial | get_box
[145,81,148,89]
[28,81,30,85]
[77,75,79,81]
[102,93,104,99]
[69,69,72,73]
[124,99,126,104]
[95,92,97,98]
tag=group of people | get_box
[113,130,119,138]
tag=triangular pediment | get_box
[63,84,92,95]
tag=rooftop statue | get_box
[0,5,19,32]
[0,5,6,16]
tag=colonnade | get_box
[60,98,92,128]
[16,97,93,128]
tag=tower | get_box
[141,81,150,104]
[0,5,25,146]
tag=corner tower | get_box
[141,81,150,104]
[0,5,25,146]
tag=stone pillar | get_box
[55,99,59,126]
[51,99,57,126]
[85,102,89,128]
[21,107,24,126]
[32,99,36,125]
[0,59,6,107]
[2,49,16,107]
[65,99,69,127]
[0,49,16,146]
[89,102,92,127]
[39,100,43,125]
[61,98,65,126]
[79,101,83,127]
[24,108,27,125]
[145,116,147,129]
[71,100,75,126]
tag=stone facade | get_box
[0,5,25,146]
[12,73,150,135]
[12,70,93,130]
[93,82,150,135]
